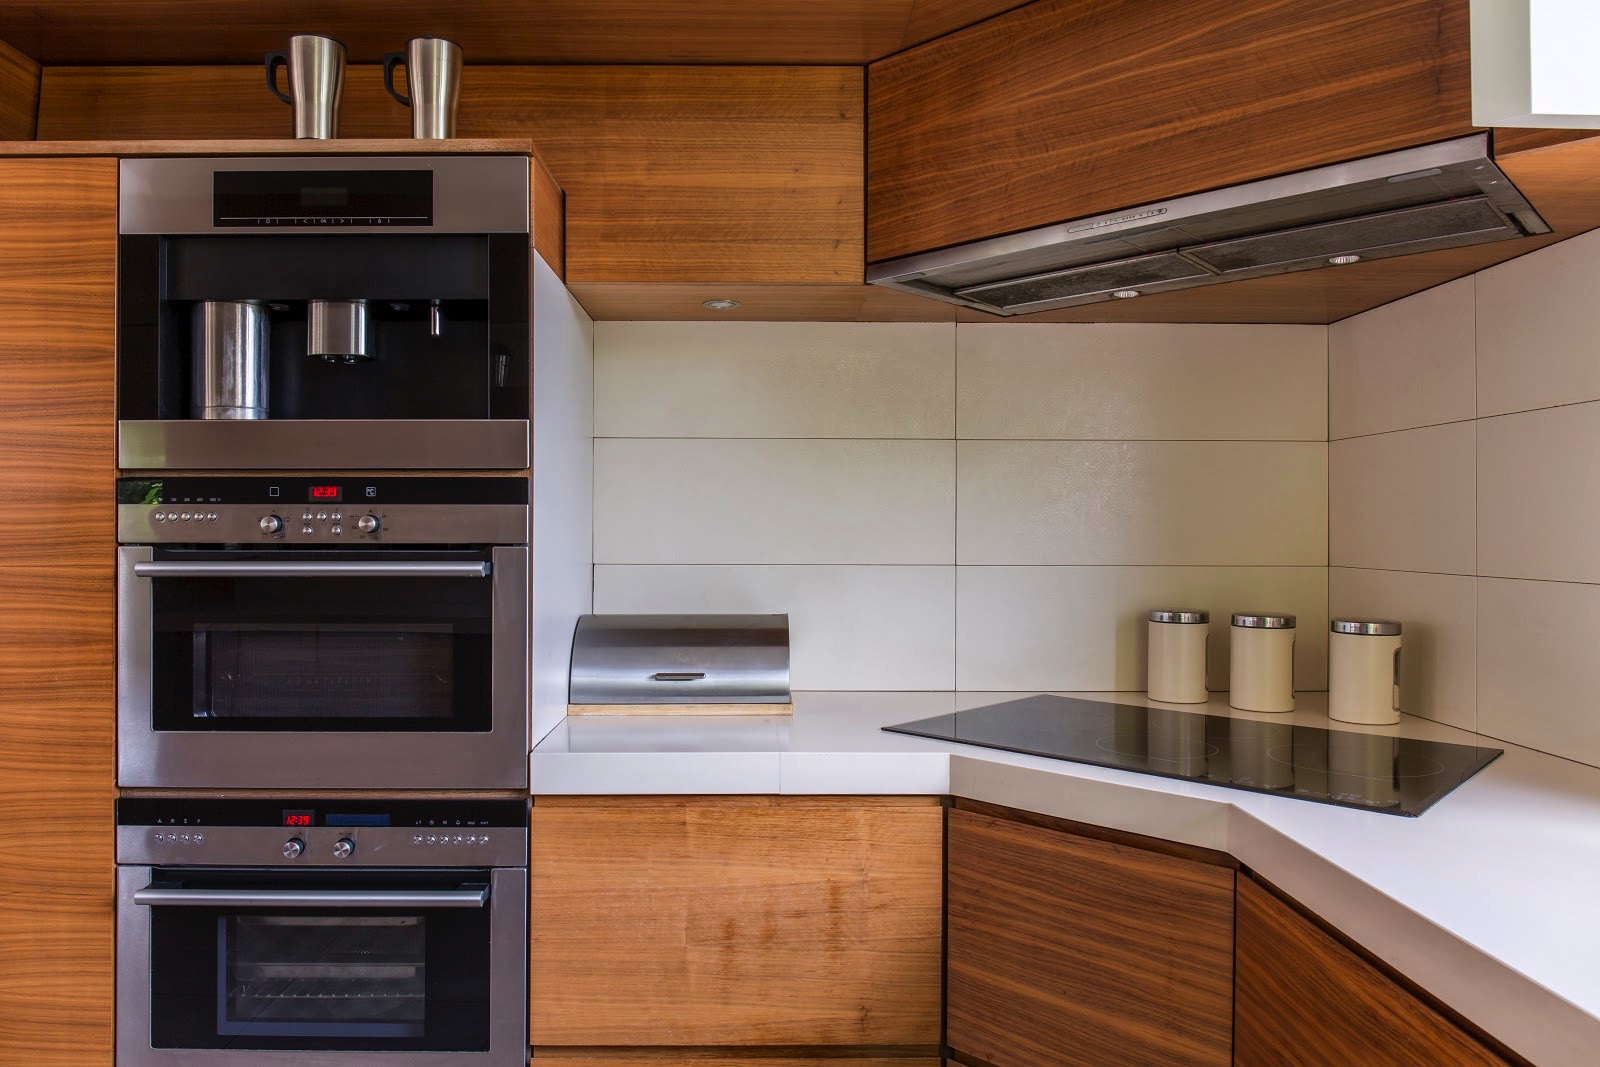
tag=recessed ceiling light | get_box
[1328,254,1362,265]
[1110,289,1141,299]
[701,298,742,311]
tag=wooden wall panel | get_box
[37,64,862,285]
[1236,874,1512,1067]
[868,0,1477,261]
[529,796,943,1049]
[946,808,1234,1067]
[0,37,39,139]
[0,156,117,1067]
[531,1056,940,1066]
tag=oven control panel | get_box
[116,477,528,545]
[117,798,529,868]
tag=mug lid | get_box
[1331,618,1402,636]
[1232,613,1296,628]
[1149,609,1209,624]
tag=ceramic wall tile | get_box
[1477,227,1600,417]
[1479,402,1600,584]
[1329,422,1476,575]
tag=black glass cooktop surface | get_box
[884,695,1503,816]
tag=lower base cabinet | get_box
[1235,874,1515,1066]
[945,805,1236,1067]
[529,796,943,1059]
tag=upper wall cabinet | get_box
[867,0,1476,263]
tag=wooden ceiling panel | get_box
[0,38,39,139]
[0,0,1017,65]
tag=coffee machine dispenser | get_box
[116,155,530,470]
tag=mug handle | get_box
[264,51,292,104]
[383,51,411,107]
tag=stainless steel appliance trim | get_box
[119,503,529,547]
[132,560,491,579]
[116,865,528,1067]
[133,886,489,908]
[116,545,529,790]
[1331,618,1403,636]
[119,155,531,235]
[117,419,531,471]
[118,825,529,867]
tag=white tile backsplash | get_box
[1329,422,1476,575]
[957,323,1326,441]
[1477,227,1600,418]
[1329,276,1475,440]
[594,565,955,690]
[958,440,1327,566]
[1478,401,1600,584]
[594,438,956,565]
[1330,567,1477,732]
[1478,577,1600,767]
[595,321,955,439]
[956,566,1328,692]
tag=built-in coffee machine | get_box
[117,155,531,469]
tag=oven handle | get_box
[132,885,491,909]
[131,561,491,579]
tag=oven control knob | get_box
[356,514,380,534]
[333,838,356,859]
[259,515,283,534]
[282,838,305,859]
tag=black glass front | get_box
[884,695,1503,816]
[213,170,434,227]
[148,868,489,1052]
[149,550,493,732]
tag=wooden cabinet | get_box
[531,1056,940,1067]
[529,796,942,1054]
[0,38,38,139]
[867,0,1476,263]
[1236,874,1515,1067]
[0,156,117,1066]
[945,805,1235,1067]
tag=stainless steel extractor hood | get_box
[866,134,1550,316]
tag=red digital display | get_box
[283,810,314,827]
[309,485,343,502]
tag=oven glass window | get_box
[148,871,491,1052]
[148,551,494,731]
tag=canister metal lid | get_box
[1232,613,1296,628]
[1149,609,1209,624]
[1331,618,1402,636]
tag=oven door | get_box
[117,865,526,1067]
[117,545,528,789]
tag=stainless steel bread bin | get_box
[568,614,791,714]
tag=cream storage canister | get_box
[1328,619,1402,725]
[1147,610,1209,703]
[1230,613,1296,713]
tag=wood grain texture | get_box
[567,703,794,717]
[530,797,942,1048]
[0,37,38,139]
[0,1,974,64]
[567,283,950,322]
[530,1055,939,1066]
[899,0,1031,48]
[36,64,862,286]
[951,797,1237,869]
[867,0,1477,262]
[0,156,117,1067]
[532,154,565,278]
[946,808,1233,1067]
[1235,874,1511,1067]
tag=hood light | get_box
[701,298,742,311]
[1328,254,1362,265]
[1109,289,1141,299]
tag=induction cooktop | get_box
[883,695,1503,816]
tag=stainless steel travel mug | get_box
[192,301,269,420]
[307,299,371,363]
[266,34,346,139]
[384,36,463,139]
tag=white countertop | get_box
[532,691,1600,1066]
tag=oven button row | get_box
[154,511,219,523]
[413,833,489,846]
[152,832,204,844]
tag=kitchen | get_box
[2,1,1599,1065]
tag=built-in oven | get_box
[117,476,529,790]
[117,797,527,1067]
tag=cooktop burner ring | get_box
[1264,744,1448,780]
[1094,735,1220,762]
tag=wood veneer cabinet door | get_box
[0,157,117,1066]
[1235,874,1512,1066]
[945,808,1234,1067]
[529,796,942,1048]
